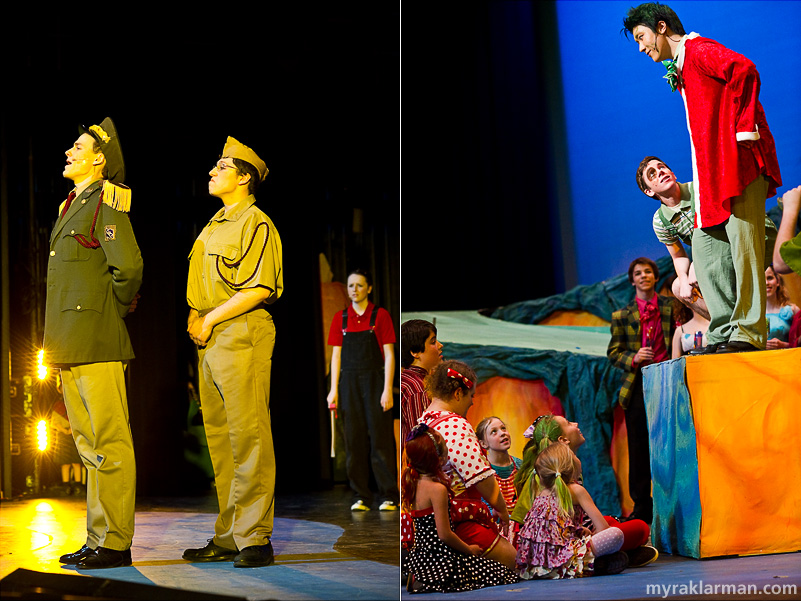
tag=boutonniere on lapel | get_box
[662,58,679,92]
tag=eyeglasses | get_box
[212,160,237,172]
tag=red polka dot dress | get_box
[419,410,492,495]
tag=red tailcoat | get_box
[678,36,782,228]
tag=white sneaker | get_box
[379,501,398,511]
[350,500,370,511]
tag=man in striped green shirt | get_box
[635,156,778,329]
[636,156,708,321]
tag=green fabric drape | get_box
[488,255,676,324]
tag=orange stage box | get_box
[642,348,801,558]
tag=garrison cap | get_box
[79,117,125,184]
[222,136,269,182]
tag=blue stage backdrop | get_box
[556,0,801,286]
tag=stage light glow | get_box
[36,349,48,381]
[36,420,48,451]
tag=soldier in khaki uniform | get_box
[45,117,143,569]
[183,137,283,568]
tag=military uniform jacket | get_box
[43,180,143,366]
[607,295,674,410]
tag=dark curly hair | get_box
[636,155,674,195]
[425,360,477,401]
[622,2,686,38]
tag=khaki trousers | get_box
[61,362,135,551]
[692,176,769,347]
[197,309,276,550]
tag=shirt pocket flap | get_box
[206,243,240,263]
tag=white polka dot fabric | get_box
[406,511,519,592]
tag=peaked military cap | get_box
[79,117,125,184]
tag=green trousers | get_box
[692,176,769,347]
[61,362,136,551]
[197,309,276,551]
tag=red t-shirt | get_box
[326,302,396,358]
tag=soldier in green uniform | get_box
[182,137,283,568]
[45,117,143,569]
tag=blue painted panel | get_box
[642,357,702,558]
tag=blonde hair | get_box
[533,442,581,518]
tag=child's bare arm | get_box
[569,483,608,533]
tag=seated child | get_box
[513,414,656,570]
[402,423,519,593]
[516,443,627,579]
[476,415,522,546]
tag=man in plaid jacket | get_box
[607,257,675,524]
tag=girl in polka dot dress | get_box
[418,360,518,571]
[402,423,519,593]
[516,442,624,579]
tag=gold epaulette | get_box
[102,181,132,213]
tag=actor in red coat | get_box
[623,2,782,354]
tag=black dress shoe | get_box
[183,538,238,562]
[59,544,95,564]
[626,544,659,568]
[76,547,132,569]
[687,342,720,355]
[594,550,629,575]
[406,573,425,594]
[715,340,760,353]
[234,542,274,568]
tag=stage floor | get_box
[400,551,801,600]
[0,485,399,600]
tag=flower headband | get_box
[523,414,548,439]
[406,422,439,446]
[447,368,474,390]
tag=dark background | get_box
[1,8,399,497]
[400,1,567,311]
